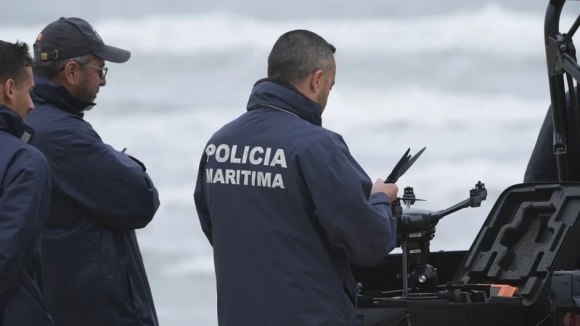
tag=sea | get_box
[2,0,579,324]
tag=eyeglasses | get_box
[80,63,108,79]
[60,60,108,79]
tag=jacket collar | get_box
[0,105,35,143]
[31,76,96,118]
[246,78,323,126]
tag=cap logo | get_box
[92,27,102,41]
[36,33,44,42]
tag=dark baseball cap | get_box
[34,17,130,63]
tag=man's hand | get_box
[371,178,398,201]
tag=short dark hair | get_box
[0,40,33,85]
[267,29,336,85]
[32,41,92,79]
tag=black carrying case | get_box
[355,183,580,326]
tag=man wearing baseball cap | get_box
[25,17,161,326]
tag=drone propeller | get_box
[385,147,426,184]
[396,198,427,202]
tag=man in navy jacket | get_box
[194,29,399,326]
[25,18,160,326]
[0,40,54,326]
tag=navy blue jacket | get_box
[0,106,53,326]
[524,90,580,182]
[194,78,398,326]
[25,77,160,326]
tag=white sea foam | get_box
[1,3,576,57]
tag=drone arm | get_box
[397,199,470,232]
[430,185,488,222]
[398,182,487,232]
[428,199,472,224]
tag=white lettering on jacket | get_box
[203,144,287,189]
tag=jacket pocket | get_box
[42,215,95,238]
[122,265,143,315]
[39,222,113,325]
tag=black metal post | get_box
[545,0,571,181]
[544,0,580,181]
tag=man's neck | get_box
[290,82,318,105]
[50,76,77,98]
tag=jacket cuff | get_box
[369,192,392,206]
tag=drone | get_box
[384,147,488,298]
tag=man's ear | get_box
[309,69,324,93]
[62,61,80,85]
[3,79,16,102]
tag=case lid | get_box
[453,183,580,306]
